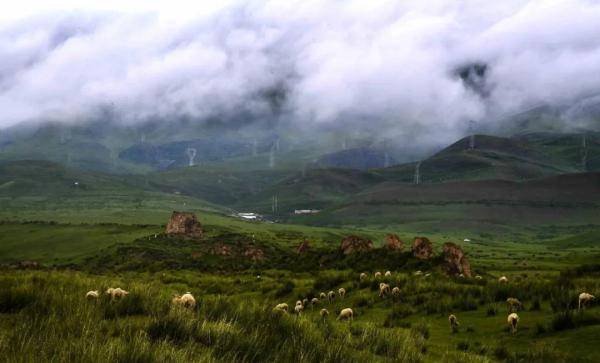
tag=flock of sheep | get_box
[271,271,596,335]
[84,273,595,336]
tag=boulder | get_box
[384,234,404,251]
[166,211,202,238]
[296,239,311,254]
[442,242,472,277]
[412,237,434,260]
[244,246,265,261]
[340,235,374,255]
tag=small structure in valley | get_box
[166,211,203,238]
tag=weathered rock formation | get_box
[340,235,374,255]
[244,246,265,261]
[296,239,311,254]
[442,242,472,277]
[412,237,434,260]
[166,211,202,238]
[384,234,404,251]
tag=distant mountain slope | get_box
[313,147,396,170]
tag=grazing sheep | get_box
[448,314,460,333]
[311,297,319,308]
[424,273,431,278]
[374,272,382,280]
[579,292,596,310]
[391,287,401,297]
[86,290,99,300]
[320,292,327,300]
[360,272,368,281]
[414,270,423,276]
[475,275,482,280]
[498,276,508,283]
[256,275,261,280]
[506,298,522,313]
[296,300,303,307]
[273,303,289,313]
[507,313,519,334]
[320,308,329,320]
[337,308,354,321]
[458,273,465,278]
[302,298,309,307]
[385,271,392,277]
[338,288,346,299]
[295,304,304,315]
[173,292,196,309]
[379,283,391,298]
[105,287,129,300]
[327,291,336,303]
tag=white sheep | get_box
[424,273,431,278]
[475,275,482,280]
[458,273,465,278]
[311,297,319,308]
[320,292,327,300]
[338,288,346,299]
[320,308,329,320]
[506,298,521,313]
[295,303,304,315]
[374,271,382,280]
[507,313,519,334]
[302,298,309,307]
[337,308,354,321]
[579,292,596,310]
[172,292,196,309]
[273,303,289,313]
[360,272,368,281]
[327,291,336,303]
[448,314,459,333]
[498,276,508,283]
[105,287,129,300]
[414,270,423,276]
[385,271,392,277]
[296,300,303,307]
[391,287,400,297]
[85,290,99,300]
[379,283,391,298]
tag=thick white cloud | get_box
[0,0,599,143]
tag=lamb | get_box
[360,272,368,281]
[85,290,99,300]
[379,283,391,298]
[311,297,319,308]
[374,271,382,280]
[498,276,508,283]
[391,287,401,297]
[327,291,336,303]
[579,292,596,310]
[172,292,196,309]
[385,271,392,277]
[337,308,354,321]
[320,308,329,321]
[448,314,460,333]
[507,313,519,334]
[105,287,129,300]
[273,303,289,313]
[506,298,522,313]
[338,288,346,299]
[320,292,327,300]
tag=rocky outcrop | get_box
[412,237,434,260]
[166,211,202,238]
[340,235,374,255]
[244,246,265,261]
[442,242,472,277]
[384,234,404,251]
[296,239,311,254]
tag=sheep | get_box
[295,303,304,315]
[337,308,354,321]
[359,272,368,281]
[302,298,309,307]
[311,297,319,308]
[320,308,329,321]
[172,292,196,309]
[105,287,129,300]
[498,276,508,283]
[448,314,460,333]
[424,273,431,278]
[320,292,327,300]
[374,271,382,280]
[273,303,289,313]
[85,290,99,300]
[296,300,303,307]
[475,275,482,280]
[379,283,391,298]
[338,288,346,299]
[579,292,596,310]
[507,313,519,334]
[414,270,423,276]
[385,271,392,277]
[391,287,401,298]
[458,273,465,279]
[327,291,336,304]
[506,298,522,313]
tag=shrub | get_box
[486,304,497,316]
[456,341,470,352]
[551,311,575,331]
[0,285,37,313]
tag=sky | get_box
[1,0,600,143]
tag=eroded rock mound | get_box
[244,246,265,261]
[296,239,311,254]
[340,235,373,255]
[442,242,472,277]
[385,234,404,251]
[166,211,202,238]
[412,237,434,260]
